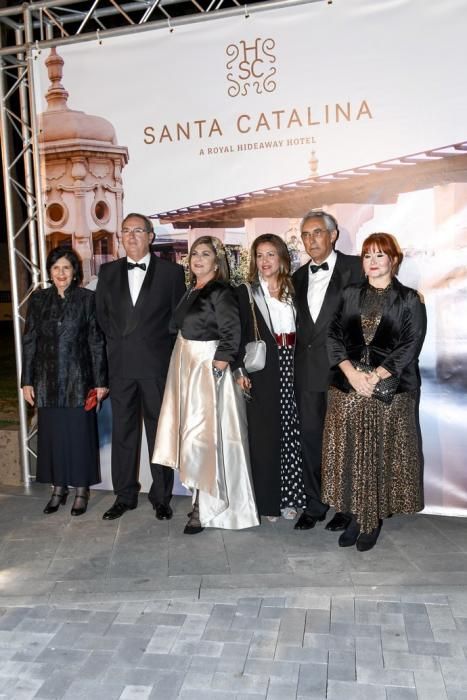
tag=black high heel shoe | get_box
[184,493,204,535]
[356,520,383,552]
[43,487,69,514]
[71,488,89,517]
[338,517,361,547]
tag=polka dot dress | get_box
[278,346,306,510]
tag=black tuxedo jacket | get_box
[293,251,362,392]
[327,278,426,394]
[95,254,186,380]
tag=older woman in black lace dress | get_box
[321,233,426,551]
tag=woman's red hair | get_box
[361,233,403,277]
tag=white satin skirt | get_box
[153,334,259,530]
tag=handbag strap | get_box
[243,283,262,342]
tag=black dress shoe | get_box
[356,520,382,552]
[102,501,136,520]
[155,504,173,520]
[338,518,361,547]
[325,512,353,532]
[294,511,326,530]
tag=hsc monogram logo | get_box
[226,38,277,97]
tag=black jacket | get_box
[327,278,426,393]
[95,254,186,379]
[174,280,240,363]
[293,251,363,393]
[21,285,108,407]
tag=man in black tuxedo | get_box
[293,210,362,531]
[96,213,185,520]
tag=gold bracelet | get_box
[374,369,383,380]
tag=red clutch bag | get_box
[84,388,98,411]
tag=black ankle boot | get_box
[44,487,69,514]
[338,517,360,547]
[356,520,383,552]
[71,488,89,517]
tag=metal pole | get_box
[15,26,40,289]
[0,56,32,484]
[24,6,48,285]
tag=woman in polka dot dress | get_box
[233,234,306,522]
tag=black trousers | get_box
[295,387,329,518]
[109,376,174,507]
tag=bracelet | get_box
[374,369,383,380]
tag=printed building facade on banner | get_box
[156,141,467,386]
[151,150,323,273]
[38,49,129,284]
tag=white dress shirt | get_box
[260,278,296,333]
[127,252,151,306]
[306,250,337,322]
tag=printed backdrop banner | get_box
[32,0,467,513]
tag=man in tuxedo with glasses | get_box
[293,209,362,532]
[96,213,185,521]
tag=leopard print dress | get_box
[321,284,423,533]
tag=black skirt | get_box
[36,407,101,487]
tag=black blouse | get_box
[173,280,241,363]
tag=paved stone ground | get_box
[1,484,467,699]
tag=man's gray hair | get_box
[300,209,339,237]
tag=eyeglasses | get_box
[122,227,149,236]
[301,228,329,239]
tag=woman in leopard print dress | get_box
[321,233,426,551]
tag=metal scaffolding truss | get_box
[0,0,307,55]
[0,0,315,483]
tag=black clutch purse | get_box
[352,361,399,405]
[372,374,399,404]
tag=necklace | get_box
[369,281,392,294]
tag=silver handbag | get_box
[243,283,266,373]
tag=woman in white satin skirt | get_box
[153,236,259,534]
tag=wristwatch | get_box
[212,366,224,379]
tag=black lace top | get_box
[361,282,392,345]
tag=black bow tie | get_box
[127,262,146,271]
[310,262,329,274]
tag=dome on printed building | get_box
[38,48,116,145]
